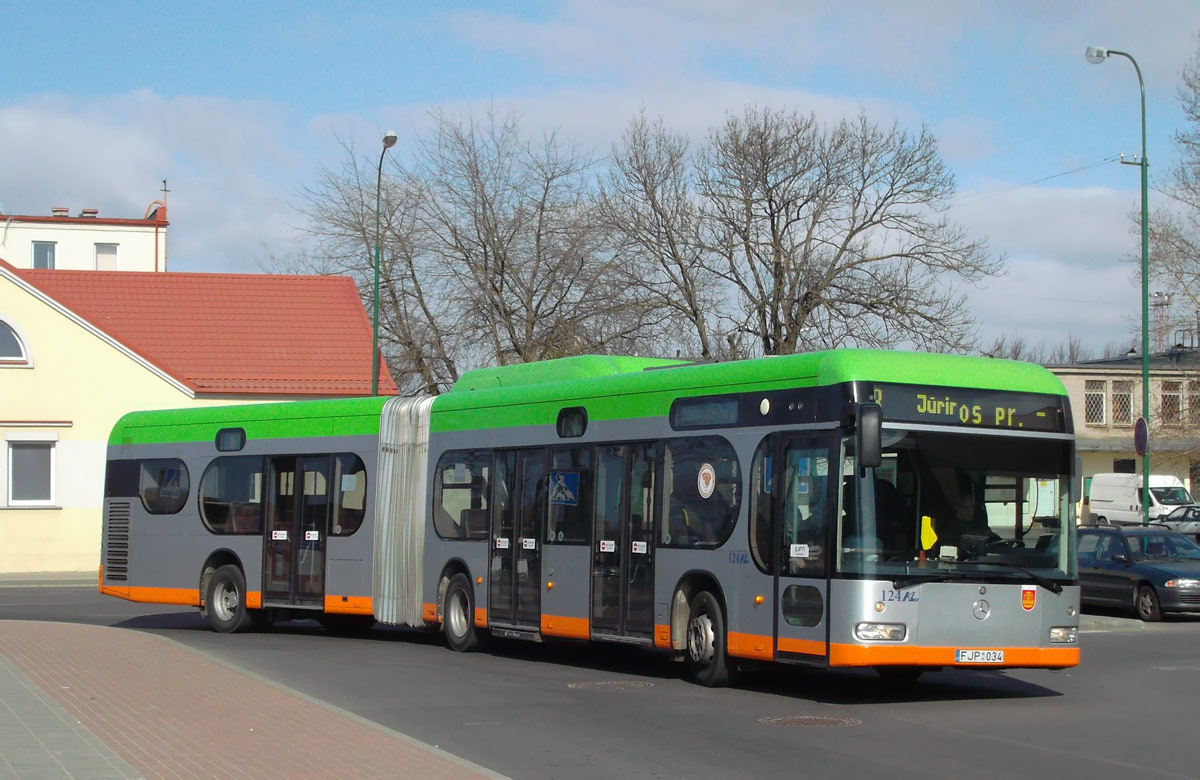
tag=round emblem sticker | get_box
[697,463,716,499]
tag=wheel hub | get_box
[688,613,714,666]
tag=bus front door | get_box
[489,450,543,630]
[774,436,832,663]
[591,443,656,640]
[264,456,328,608]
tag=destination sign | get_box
[864,383,1067,433]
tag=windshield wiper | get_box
[956,560,1063,594]
[891,572,964,590]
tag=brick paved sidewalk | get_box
[0,621,503,779]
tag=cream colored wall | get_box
[0,277,263,573]
[0,221,163,272]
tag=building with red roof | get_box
[0,260,396,573]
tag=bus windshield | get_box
[837,430,1075,580]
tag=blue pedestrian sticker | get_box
[549,471,579,506]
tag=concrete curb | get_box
[1080,614,1144,631]
[0,571,96,587]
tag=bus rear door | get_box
[489,450,543,631]
[263,456,328,608]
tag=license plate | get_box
[955,649,1004,664]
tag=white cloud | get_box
[0,91,302,273]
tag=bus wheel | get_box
[686,590,733,687]
[205,564,250,633]
[444,573,481,652]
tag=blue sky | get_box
[3,1,1198,355]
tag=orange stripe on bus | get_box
[422,602,438,622]
[728,631,775,661]
[654,624,672,649]
[828,643,1080,668]
[474,607,488,628]
[541,614,589,639]
[101,585,202,607]
[776,636,827,657]
[323,595,372,615]
[246,591,262,609]
[97,565,104,592]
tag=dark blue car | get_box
[1078,526,1200,621]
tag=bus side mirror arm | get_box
[857,403,882,469]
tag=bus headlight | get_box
[855,622,906,641]
[1049,627,1078,644]
[1163,579,1200,588]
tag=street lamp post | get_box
[372,130,398,396]
[1086,46,1150,525]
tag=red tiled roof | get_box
[4,262,397,396]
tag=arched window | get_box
[0,320,29,365]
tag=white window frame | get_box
[94,242,119,271]
[32,241,56,270]
[0,317,31,367]
[6,433,57,508]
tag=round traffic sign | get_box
[1134,417,1148,456]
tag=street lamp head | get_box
[382,130,398,149]
[1085,46,1109,64]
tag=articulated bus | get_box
[100,350,1080,686]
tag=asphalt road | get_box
[2,586,1198,779]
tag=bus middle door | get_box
[774,435,833,663]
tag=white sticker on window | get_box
[272,530,288,541]
[305,530,319,541]
[790,543,809,559]
[632,541,648,554]
[697,463,717,499]
[600,540,616,553]
[522,537,536,550]
[341,474,357,492]
[496,538,510,549]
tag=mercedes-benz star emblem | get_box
[972,599,991,620]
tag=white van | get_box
[1086,473,1194,525]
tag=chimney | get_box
[79,208,99,218]
[51,206,69,217]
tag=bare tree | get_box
[697,108,1002,356]
[600,111,726,360]
[412,110,665,367]
[290,139,459,395]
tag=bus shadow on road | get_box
[735,665,1064,704]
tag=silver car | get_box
[1159,505,1200,541]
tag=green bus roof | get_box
[431,349,1067,432]
[108,396,390,446]
[109,350,1068,444]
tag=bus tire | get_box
[444,573,481,652]
[686,590,734,687]
[205,564,250,633]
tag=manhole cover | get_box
[759,715,861,728]
[567,681,655,690]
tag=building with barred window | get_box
[1049,349,1200,495]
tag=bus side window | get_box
[433,449,490,540]
[748,435,778,573]
[330,453,367,536]
[547,447,593,544]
